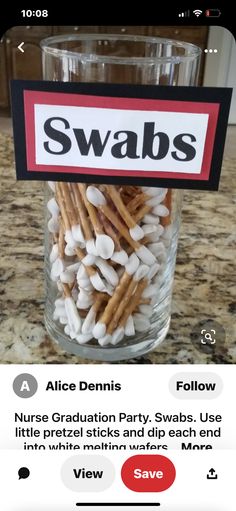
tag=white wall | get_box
[203,26,236,124]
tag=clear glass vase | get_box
[41,34,201,361]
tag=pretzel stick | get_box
[55,183,71,231]
[106,185,138,228]
[118,278,148,328]
[133,204,152,223]
[62,283,71,298]
[58,219,65,259]
[70,184,93,241]
[60,182,78,227]
[105,185,144,240]
[92,271,132,338]
[81,292,109,334]
[98,271,131,325]
[160,189,172,226]
[98,210,121,250]
[106,278,138,333]
[96,202,138,249]
[126,192,150,213]
[78,183,104,235]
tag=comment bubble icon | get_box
[18,467,30,480]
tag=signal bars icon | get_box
[178,10,190,17]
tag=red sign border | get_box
[24,89,219,182]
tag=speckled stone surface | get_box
[0,132,235,364]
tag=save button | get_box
[121,455,175,492]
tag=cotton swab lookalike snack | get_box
[47,182,172,346]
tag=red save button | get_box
[121,454,176,492]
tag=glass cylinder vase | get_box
[41,33,201,361]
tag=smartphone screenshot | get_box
[0,6,235,510]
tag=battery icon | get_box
[205,9,221,17]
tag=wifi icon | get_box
[193,9,203,16]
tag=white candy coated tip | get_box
[111,250,129,265]
[142,187,167,197]
[65,245,76,256]
[49,243,59,263]
[162,238,170,249]
[72,288,78,302]
[134,264,149,281]
[135,246,156,266]
[142,214,159,225]
[93,322,106,339]
[59,316,68,325]
[86,239,98,256]
[82,308,96,334]
[111,327,125,345]
[142,224,158,235]
[51,258,64,279]
[77,278,91,290]
[55,297,65,307]
[148,242,166,259]
[72,224,85,243]
[65,297,81,334]
[76,298,93,310]
[60,270,74,284]
[96,258,118,287]
[139,304,153,317]
[64,324,70,336]
[82,254,97,266]
[151,294,159,305]
[57,282,63,292]
[53,310,60,321]
[47,197,59,217]
[96,234,114,260]
[77,265,87,280]
[125,315,135,336]
[142,285,157,298]
[129,225,144,241]
[147,262,160,280]
[147,189,167,204]
[83,283,93,292]
[86,186,106,207]
[90,272,106,292]
[133,314,150,332]
[48,181,56,191]
[78,288,93,302]
[147,225,165,242]
[146,196,163,207]
[65,230,78,248]
[152,204,169,217]
[125,253,140,275]
[67,262,81,273]
[76,333,93,344]
[48,217,59,233]
[104,284,114,296]
[69,330,77,340]
[54,304,66,319]
[161,224,172,240]
[156,225,165,236]
[98,334,112,346]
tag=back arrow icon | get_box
[18,42,25,53]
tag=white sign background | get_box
[35,104,209,174]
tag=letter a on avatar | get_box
[20,380,30,392]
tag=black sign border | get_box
[11,80,232,190]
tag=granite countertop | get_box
[0,132,235,364]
